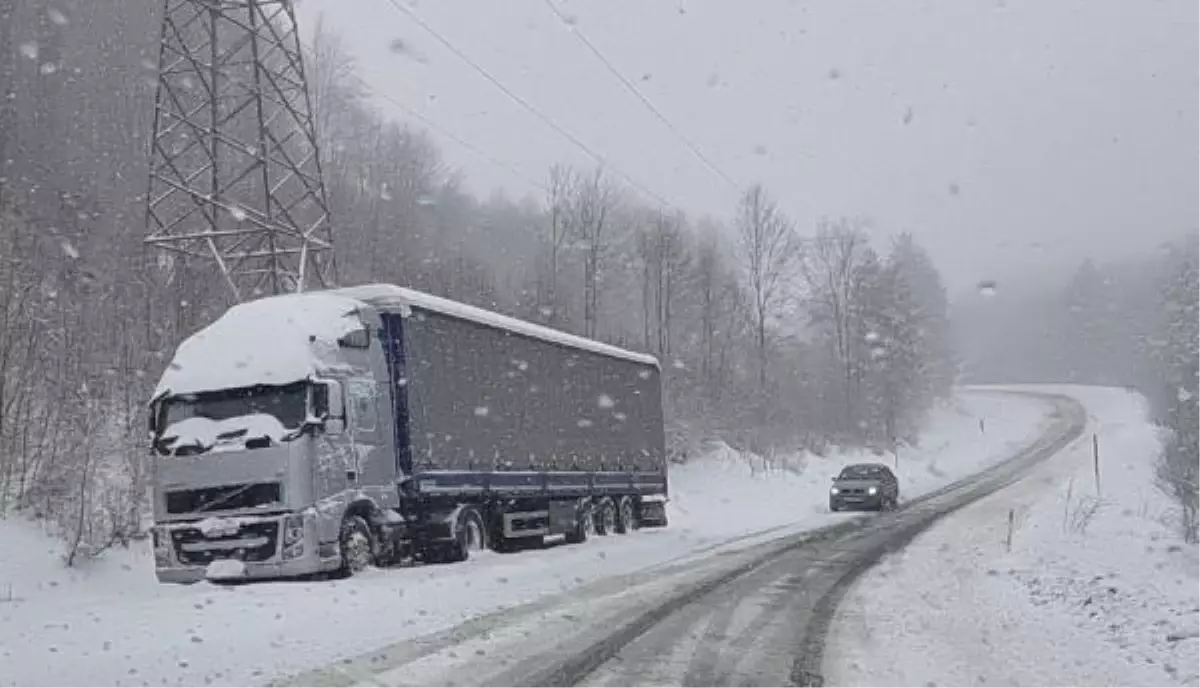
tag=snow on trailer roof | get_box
[335,284,660,367]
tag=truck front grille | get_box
[171,521,280,565]
[165,482,282,515]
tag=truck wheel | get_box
[337,515,375,577]
[427,507,486,564]
[595,498,617,536]
[615,497,637,534]
[565,502,595,544]
[454,507,487,562]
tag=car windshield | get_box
[839,465,884,479]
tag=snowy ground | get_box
[826,385,1200,687]
[0,390,1050,687]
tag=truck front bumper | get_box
[153,511,339,584]
[155,553,333,584]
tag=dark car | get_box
[829,462,899,512]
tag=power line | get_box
[381,0,675,208]
[540,0,741,194]
[352,71,549,194]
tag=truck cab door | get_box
[344,378,382,485]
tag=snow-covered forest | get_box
[0,3,959,558]
[955,240,1200,541]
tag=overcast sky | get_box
[296,0,1197,293]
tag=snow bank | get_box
[0,390,1050,687]
[153,292,364,398]
[826,385,1200,687]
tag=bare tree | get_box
[571,167,619,339]
[637,210,689,356]
[736,184,797,391]
[798,218,874,432]
[542,164,576,323]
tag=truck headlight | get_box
[868,486,878,496]
[281,514,306,560]
[830,487,839,495]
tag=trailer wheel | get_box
[565,502,595,544]
[595,498,617,536]
[615,497,637,534]
[336,515,375,577]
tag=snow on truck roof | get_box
[335,284,660,367]
[153,291,365,399]
[155,284,658,399]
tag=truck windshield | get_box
[157,382,309,453]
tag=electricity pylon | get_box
[145,0,334,299]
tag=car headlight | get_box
[868,486,878,495]
[830,487,839,495]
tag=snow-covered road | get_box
[0,391,1051,687]
[284,389,1085,687]
[825,386,1200,687]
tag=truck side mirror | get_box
[312,379,345,435]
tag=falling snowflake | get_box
[638,370,652,379]
[474,406,490,417]
[577,419,593,428]
[47,8,68,25]
[864,331,880,342]
[60,240,79,259]
[597,394,615,409]
[229,206,247,221]
[18,42,38,60]
[1177,387,1194,403]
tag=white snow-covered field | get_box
[826,385,1200,687]
[0,391,1049,687]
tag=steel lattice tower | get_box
[145,0,335,299]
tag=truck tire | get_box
[615,497,637,534]
[427,507,486,564]
[565,502,595,544]
[595,498,617,536]
[336,514,375,577]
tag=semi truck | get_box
[148,284,668,583]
